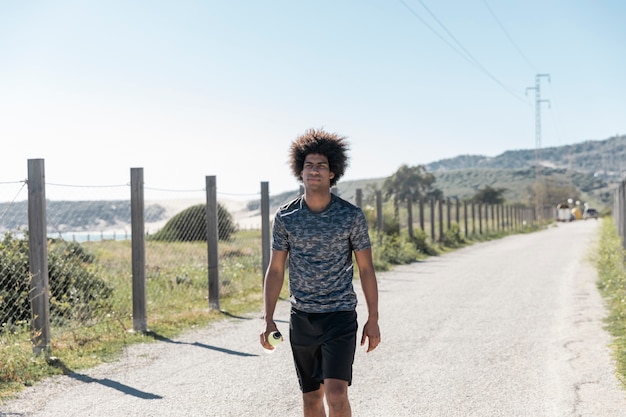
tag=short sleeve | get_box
[271,210,290,251]
[350,209,371,252]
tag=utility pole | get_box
[526,73,550,220]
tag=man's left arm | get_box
[354,248,380,352]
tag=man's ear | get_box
[329,171,335,179]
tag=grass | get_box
[595,219,626,386]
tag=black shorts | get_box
[289,308,358,393]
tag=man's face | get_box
[301,153,334,191]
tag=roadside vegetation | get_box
[595,219,626,386]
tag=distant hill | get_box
[425,135,626,175]
[330,134,625,209]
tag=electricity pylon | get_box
[526,73,551,220]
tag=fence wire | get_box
[2,174,547,356]
[0,179,277,351]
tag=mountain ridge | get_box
[330,134,625,209]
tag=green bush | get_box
[0,234,30,331]
[0,235,113,331]
[441,223,465,248]
[363,205,401,236]
[410,229,438,256]
[150,203,237,242]
[373,232,422,269]
[48,240,113,324]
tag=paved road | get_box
[2,220,625,416]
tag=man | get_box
[260,128,380,417]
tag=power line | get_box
[397,0,526,103]
[481,1,564,147]
[482,0,537,73]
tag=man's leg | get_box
[324,378,351,417]
[302,386,326,417]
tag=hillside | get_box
[331,134,625,209]
[425,134,626,175]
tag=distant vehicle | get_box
[556,203,573,222]
[583,208,599,220]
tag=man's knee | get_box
[302,387,325,412]
[324,379,349,410]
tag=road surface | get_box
[2,220,625,416]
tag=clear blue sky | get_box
[1,0,624,201]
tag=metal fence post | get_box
[27,158,50,356]
[206,176,220,310]
[130,167,147,333]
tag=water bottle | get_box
[265,331,283,354]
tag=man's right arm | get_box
[260,249,288,350]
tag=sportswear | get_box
[271,194,371,313]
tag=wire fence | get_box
[1,160,554,357]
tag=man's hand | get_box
[260,321,279,351]
[360,319,381,352]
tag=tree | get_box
[381,165,436,234]
[472,185,507,204]
[383,164,436,202]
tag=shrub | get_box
[441,223,465,248]
[150,203,237,242]
[410,229,438,256]
[0,233,30,331]
[0,234,113,331]
[373,232,422,268]
[363,205,401,236]
[48,240,113,324]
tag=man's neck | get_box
[303,190,332,213]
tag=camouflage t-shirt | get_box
[271,194,372,313]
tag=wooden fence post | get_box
[376,190,383,233]
[463,200,468,237]
[206,176,220,310]
[419,197,425,232]
[446,197,451,231]
[130,167,147,332]
[430,198,435,241]
[438,199,444,242]
[407,197,414,238]
[471,201,476,235]
[356,188,363,208]
[261,181,270,285]
[27,158,50,356]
